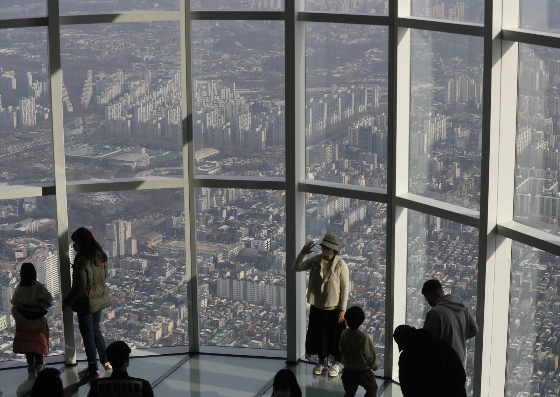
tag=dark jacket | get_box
[63,255,111,314]
[398,328,467,397]
[424,294,478,364]
[88,370,154,397]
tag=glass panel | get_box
[520,0,560,34]
[305,23,388,189]
[61,22,183,181]
[67,188,187,351]
[0,28,52,186]
[409,30,483,211]
[59,0,179,16]
[0,1,46,19]
[506,242,559,396]
[411,0,484,24]
[305,193,387,365]
[192,0,283,11]
[192,21,285,178]
[196,188,286,350]
[306,0,388,14]
[514,44,560,234]
[406,210,479,396]
[0,197,63,362]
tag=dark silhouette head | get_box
[30,367,64,397]
[345,306,366,330]
[421,279,445,307]
[272,369,302,397]
[19,262,37,287]
[71,227,108,264]
[393,324,415,352]
[106,340,132,370]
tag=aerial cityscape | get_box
[3,2,560,396]
[409,30,484,211]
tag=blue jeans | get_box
[77,310,107,372]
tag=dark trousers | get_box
[306,305,346,365]
[77,310,107,372]
[25,352,43,365]
[341,369,378,397]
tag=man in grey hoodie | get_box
[421,279,478,366]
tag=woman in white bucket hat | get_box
[293,233,349,378]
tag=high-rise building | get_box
[105,219,132,258]
[1,286,12,313]
[36,250,59,297]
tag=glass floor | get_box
[0,355,400,397]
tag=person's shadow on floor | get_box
[16,371,35,397]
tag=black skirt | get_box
[305,305,346,366]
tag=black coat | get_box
[398,328,467,397]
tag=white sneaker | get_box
[328,362,340,377]
[313,363,325,375]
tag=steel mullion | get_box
[395,193,480,228]
[66,177,184,194]
[503,29,560,50]
[384,0,401,380]
[189,11,285,20]
[299,181,387,203]
[0,17,48,29]
[285,0,306,364]
[487,35,519,396]
[59,11,180,25]
[298,11,389,26]
[0,184,56,200]
[46,0,76,365]
[181,0,200,353]
[194,177,285,191]
[496,221,560,258]
[473,0,505,393]
[398,16,484,37]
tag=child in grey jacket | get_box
[339,306,379,397]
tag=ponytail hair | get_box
[71,227,108,265]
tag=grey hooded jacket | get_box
[423,294,478,365]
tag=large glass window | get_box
[411,0,484,24]
[196,187,286,350]
[192,21,285,179]
[67,188,188,351]
[409,30,483,211]
[520,0,560,34]
[0,197,63,361]
[305,23,388,189]
[406,210,479,395]
[514,44,560,235]
[506,242,560,396]
[61,22,183,182]
[0,28,52,186]
[306,193,387,364]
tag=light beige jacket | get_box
[293,251,349,311]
